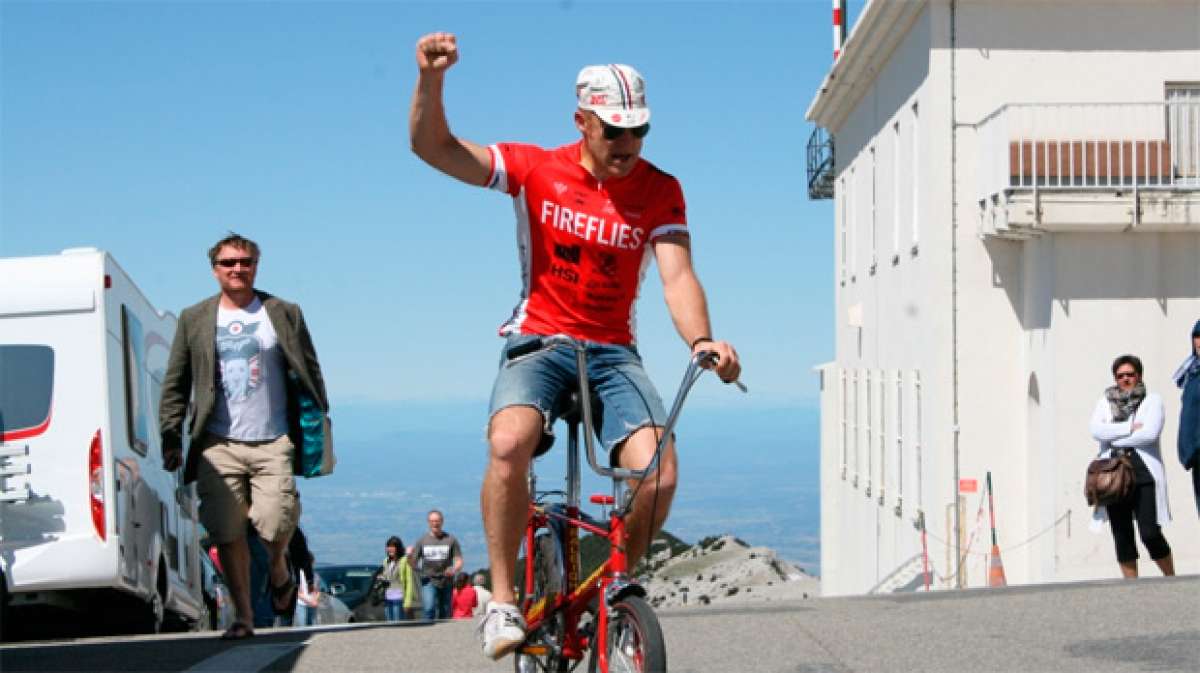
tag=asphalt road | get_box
[2,576,1197,672]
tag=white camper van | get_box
[0,249,205,638]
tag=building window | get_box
[852,369,860,488]
[869,146,878,274]
[913,369,924,521]
[892,121,901,264]
[865,369,873,498]
[838,180,848,285]
[911,102,920,255]
[895,370,904,517]
[878,370,886,506]
[840,369,848,480]
[1166,83,1200,183]
[849,167,857,282]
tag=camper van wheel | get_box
[145,589,165,634]
[138,565,166,634]
[0,571,9,642]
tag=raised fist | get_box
[416,32,459,73]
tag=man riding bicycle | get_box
[408,32,741,661]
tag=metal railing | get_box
[808,126,836,200]
[976,102,1200,203]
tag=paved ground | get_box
[2,575,1197,672]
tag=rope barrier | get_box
[924,509,1073,559]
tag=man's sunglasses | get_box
[214,257,256,268]
[1115,371,1139,380]
[601,121,650,140]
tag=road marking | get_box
[184,642,306,672]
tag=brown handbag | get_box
[1085,450,1134,507]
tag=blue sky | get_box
[2,0,865,567]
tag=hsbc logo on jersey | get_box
[540,200,644,251]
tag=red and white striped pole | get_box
[833,0,846,61]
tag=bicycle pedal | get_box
[519,645,550,656]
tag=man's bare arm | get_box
[654,234,741,383]
[409,32,492,186]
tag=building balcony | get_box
[807,126,835,200]
[976,102,1200,239]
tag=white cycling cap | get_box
[575,64,651,128]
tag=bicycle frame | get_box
[513,335,719,671]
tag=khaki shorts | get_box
[195,433,301,545]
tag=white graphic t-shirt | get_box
[205,297,289,441]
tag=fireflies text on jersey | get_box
[541,200,644,250]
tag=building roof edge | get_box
[805,0,929,130]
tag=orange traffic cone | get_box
[988,546,1007,587]
[986,472,1007,587]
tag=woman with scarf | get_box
[379,535,419,621]
[1088,354,1174,578]
[1174,319,1200,516]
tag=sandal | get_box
[220,622,255,640]
[271,576,297,616]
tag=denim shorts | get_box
[488,333,668,461]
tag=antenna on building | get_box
[833,0,847,61]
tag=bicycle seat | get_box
[532,389,603,458]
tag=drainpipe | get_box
[949,0,963,588]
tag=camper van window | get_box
[0,345,54,440]
[122,306,151,455]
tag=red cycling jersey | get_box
[486,140,687,345]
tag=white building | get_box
[807,0,1200,596]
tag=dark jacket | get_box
[158,290,329,484]
[1179,319,1200,470]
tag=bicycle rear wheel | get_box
[588,596,666,673]
[516,533,571,673]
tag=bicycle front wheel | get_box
[589,596,666,673]
[516,533,571,673]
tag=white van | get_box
[0,248,205,638]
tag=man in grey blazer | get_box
[159,233,329,639]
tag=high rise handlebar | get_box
[504,334,744,491]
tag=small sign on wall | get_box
[959,478,978,494]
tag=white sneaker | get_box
[477,601,526,660]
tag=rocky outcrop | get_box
[638,535,819,609]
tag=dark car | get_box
[316,564,385,623]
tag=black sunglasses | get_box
[1115,371,1139,380]
[601,120,650,140]
[214,257,256,268]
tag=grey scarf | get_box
[1105,382,1146,422]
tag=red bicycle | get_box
[507,335,742,673]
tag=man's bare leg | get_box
[616,427,679,567]
[218,538,254,626]
[264,532,293,609]
[482,406,543,606]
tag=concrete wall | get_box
[819,0,1200,596]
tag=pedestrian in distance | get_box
[294,559,320,627]
[1173,319,1200,515]
[247,525,278,629]
[379,535,419,622]
[409,32,742,660]
[471,573,492,618]
[409,509,464,620]
[158,233,330,640]
[1088,354,1175,578]
[290,528,318,627]
[451,572,476,620]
